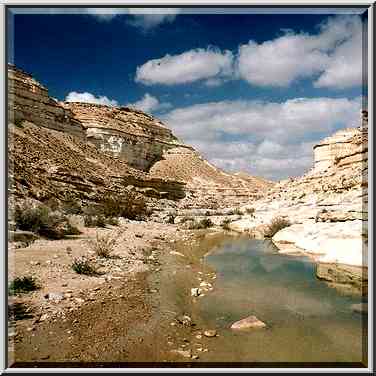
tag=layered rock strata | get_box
[8,65,84,138]
[64,102,193,171]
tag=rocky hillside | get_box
[8,64,271,210]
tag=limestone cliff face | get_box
[64,102,193,171]
[8,65,84,138]
[234,112,368,274]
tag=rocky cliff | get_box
[8,65,271,210]
[63,102,193,171]
[8,65,84,138]
[230,113,368,292]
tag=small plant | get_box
[14,118,24,128]
[233,208,243,215]
[71,257,98,276]
[9,276,39,295]
[264,217,291,238]
[107,217,120,226]
[89,232,118,258]
[65,222,81,235]
[166,213,176,224]
[62,196,82,215]
[14,202,69,239]
[245,207,255,216]
[221,218,232,231]
[189,218,214,230]
[83,213,106,228]
[180,216,194,224]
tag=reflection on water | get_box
[193,237,367,364]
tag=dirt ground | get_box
[8,219,225,367]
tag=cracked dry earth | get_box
[9,220,224,367]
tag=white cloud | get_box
[162,96,361,180]
[127,8,180,31]
[135,48,234,85]
[84,8,128,22]
[65,91,118,106]
[237,15,362,89]
[85,8,179,30]
[127,93,171,113]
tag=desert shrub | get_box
[14,203,66,239]
[166,213,176,224]
[9,276,39,295]
[71,257,98,276]
[180,216,193,224]
[65,222,81,235]
[189,218,214,230]
[221,218,231,230]
[43,197,60,211]
[89,232,118,258]
[227,208,242,215]
[14,118,24,128]
[245,207,255,216]
[62,197,82,215]
[104,192,148,220]
[14,202,81,239]
[107,217,120,226]
[264,217,291,238]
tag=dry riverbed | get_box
[8,219,227,366]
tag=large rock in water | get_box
[230,315,267,330]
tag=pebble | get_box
[203,330,217,337]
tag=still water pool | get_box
[189,237,367,364]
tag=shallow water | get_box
[190,236,367,364]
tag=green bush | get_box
[107,217,120,226]
[264,217,291,238]
[9,276,39,295]
[62,197,82,215]
[71,257,98,276]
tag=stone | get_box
[351,303,368,314]
[176,315,192,327]
[230,315,267,330]
[169,251,185,257]
[45,292,64,302]
[191,288,201,297]
[203,330,217,337]
[170,349,192,358]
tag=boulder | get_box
[230,315,267,330]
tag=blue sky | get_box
[8,8,367,180]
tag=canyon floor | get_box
[8,220,228,366]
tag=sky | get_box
[8,7,368,180]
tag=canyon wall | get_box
[64,102,194,171]
[8,65,84,138]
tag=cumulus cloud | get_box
[162,97,361,180]
[237,15,362,89]
[135,48,234,85]
[127,93,171,113]
[65,91,118,106]
[127,8,180,31]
